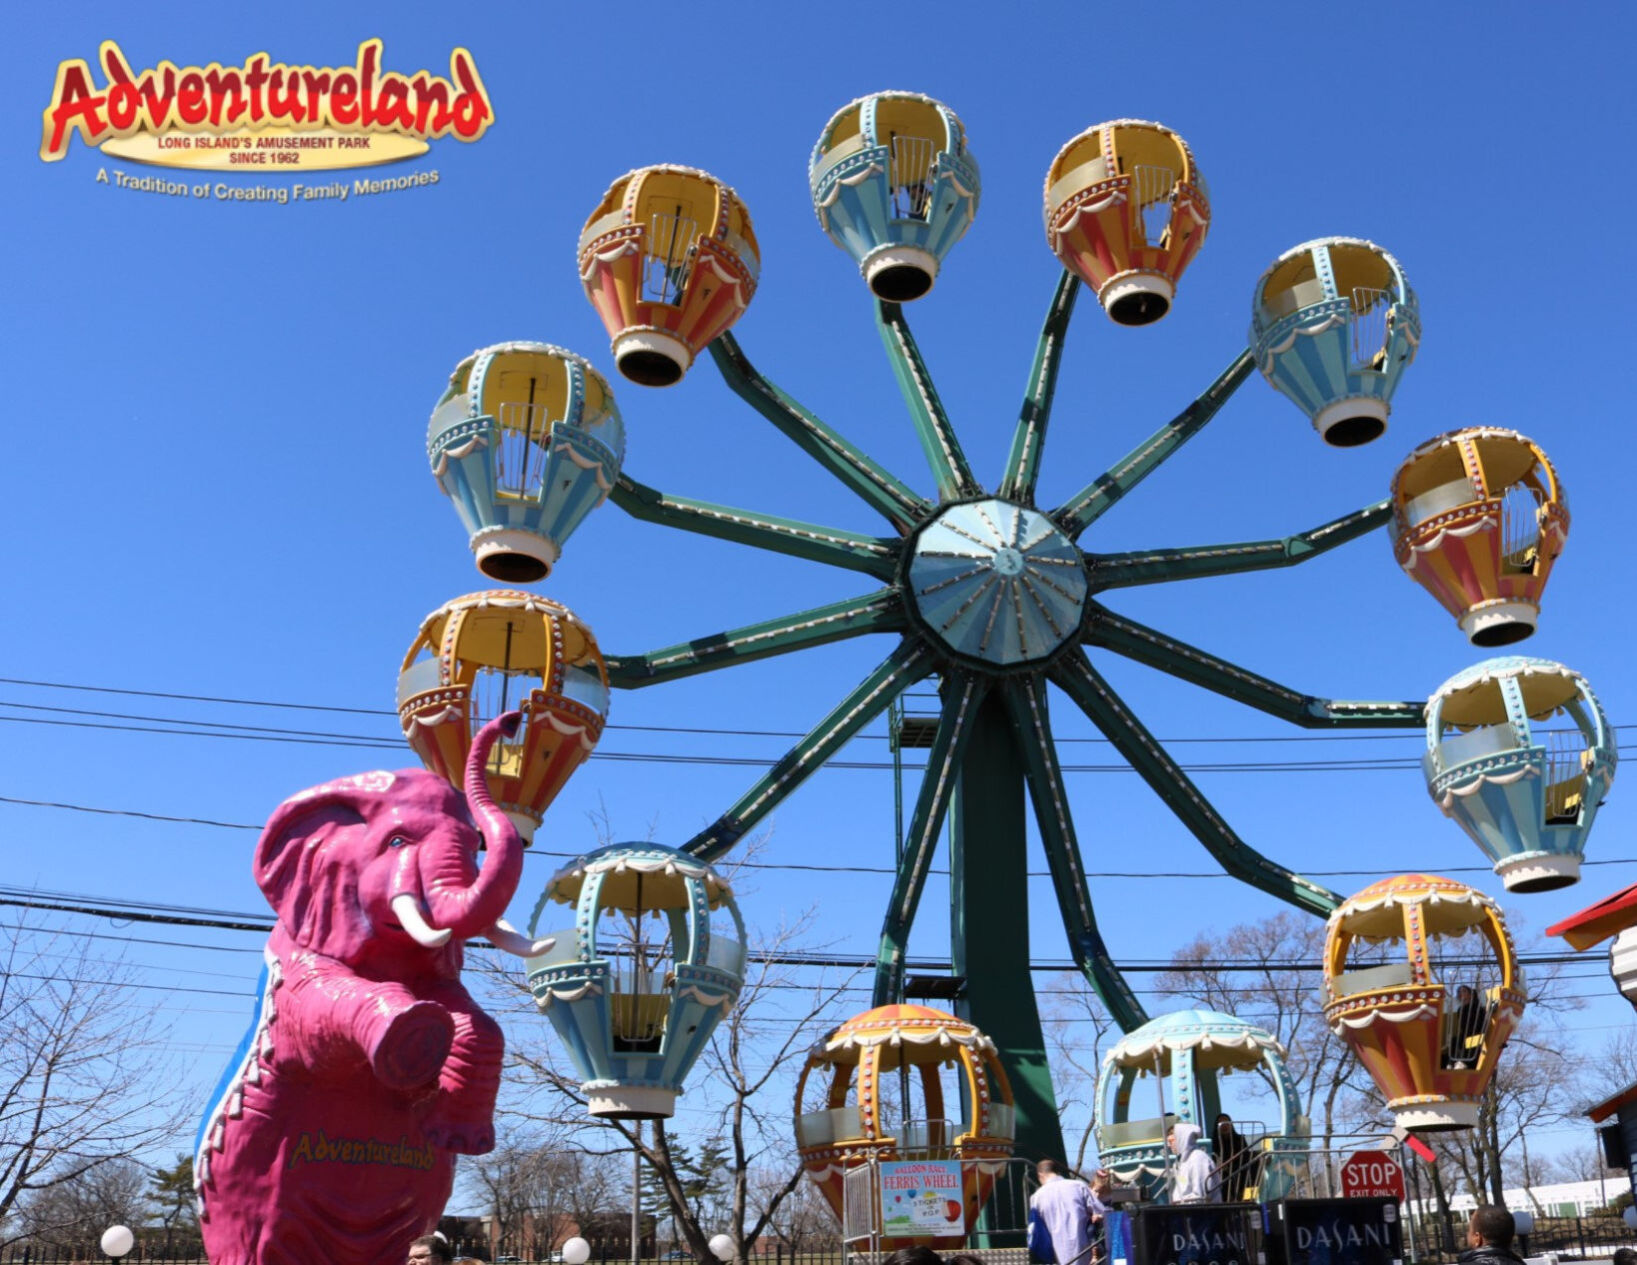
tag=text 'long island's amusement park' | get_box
[40,39,492,170]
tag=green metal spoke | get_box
[606,590,905,691]
[683,642,934,861]
[1003,676,1148,1031]
[873,672,988,1006]
[1000,269,1081,504]
[710,332,930,530]
[875,301,982,501]
[1051,651,1343,916]
[1053,351,1256,539]
[611,473,899,580]
[1091,499,1393,590]
[1086,603,1425,728]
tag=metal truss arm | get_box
[611,473,899,580]
[1050,652,1343,916]
[1085,604,1426,728]
[1003,676,1149,1031]
[1054,351,1256,539]
[1091,500,1394,590]
[1000,269,1081,504]
[683,642,934,861]
[876,300,982,501]
[606,591,905,691]
[873,673,988,1006]
[709,332,930,531]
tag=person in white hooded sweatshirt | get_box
[1167,1122,1219,1203]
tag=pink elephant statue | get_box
[196,713,550,1265]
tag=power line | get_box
[12,674,1632,749]
[5,793,1636,882]
[0,888,1601,974]
[13,705,1634,778]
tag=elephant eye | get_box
[388,836,408,849]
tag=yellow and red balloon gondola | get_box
[1391,427,1569,646]
[794,1005,1014,1249]
[1044,120,1210,326]
[579,165,760,388]
[1323,875,1525,1131]
[398,591,608,843]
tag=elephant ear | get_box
[253,771,394,959]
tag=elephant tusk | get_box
[391,893,452,948]
[487,919,556,958]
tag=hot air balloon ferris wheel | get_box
[404,98,1613,1185]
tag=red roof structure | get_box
[1547,882,1637,951]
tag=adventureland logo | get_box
[40,40,491,201]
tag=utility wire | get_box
[0,888,1600,973]
[12,674,1633,748]
[4,793,1635,882]
[11,708,1625,776]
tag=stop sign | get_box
[1340,1150,1406,1200]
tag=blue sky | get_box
[6,1,1637,1181]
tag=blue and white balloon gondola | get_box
[1250,238,1420,447]
[429,342,625,583]
[810,91,980,302]
[1093,1009,1304,1201]
[526,844,745,1118]
[1426,657,1617,892]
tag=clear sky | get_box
[5,0,1636,1184]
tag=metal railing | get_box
[1543,728,1590,823]
[888,135,935,221]
[1132,164,1176,246]
[1500,482,1545,566]
[1350,286,1392,370]
[495,399,559,497]
[642,212,699,304]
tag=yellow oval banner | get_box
[100,128,429,171]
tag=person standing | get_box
[1445,985,1489,1069]
[1167,1123,1218,1204]
[1212,1114,1251,1202]
[1031,1159,1110,1265]
[1458,1206,1523,1265]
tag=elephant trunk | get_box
[419,711,526,940]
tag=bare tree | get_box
[14,1156,150,1247]
[485,897,858,1262]
[1155,912,1373,1149]
[0,917,188,1249]
[1423,1015,1584,1209]
[1039,975,1117,1171]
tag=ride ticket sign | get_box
[879,1160,965,1236]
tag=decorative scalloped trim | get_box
[1401,516,1497,570]
[1436,764,1537,808]
[1104,1027,1286,1066]
[677,984,735,1011]
[1256,310,1349,363]
[1333,1003,1438,1029]
[536,980,602,1005]
[826,1025,996,1053]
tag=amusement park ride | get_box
[199,96,1619,1261]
